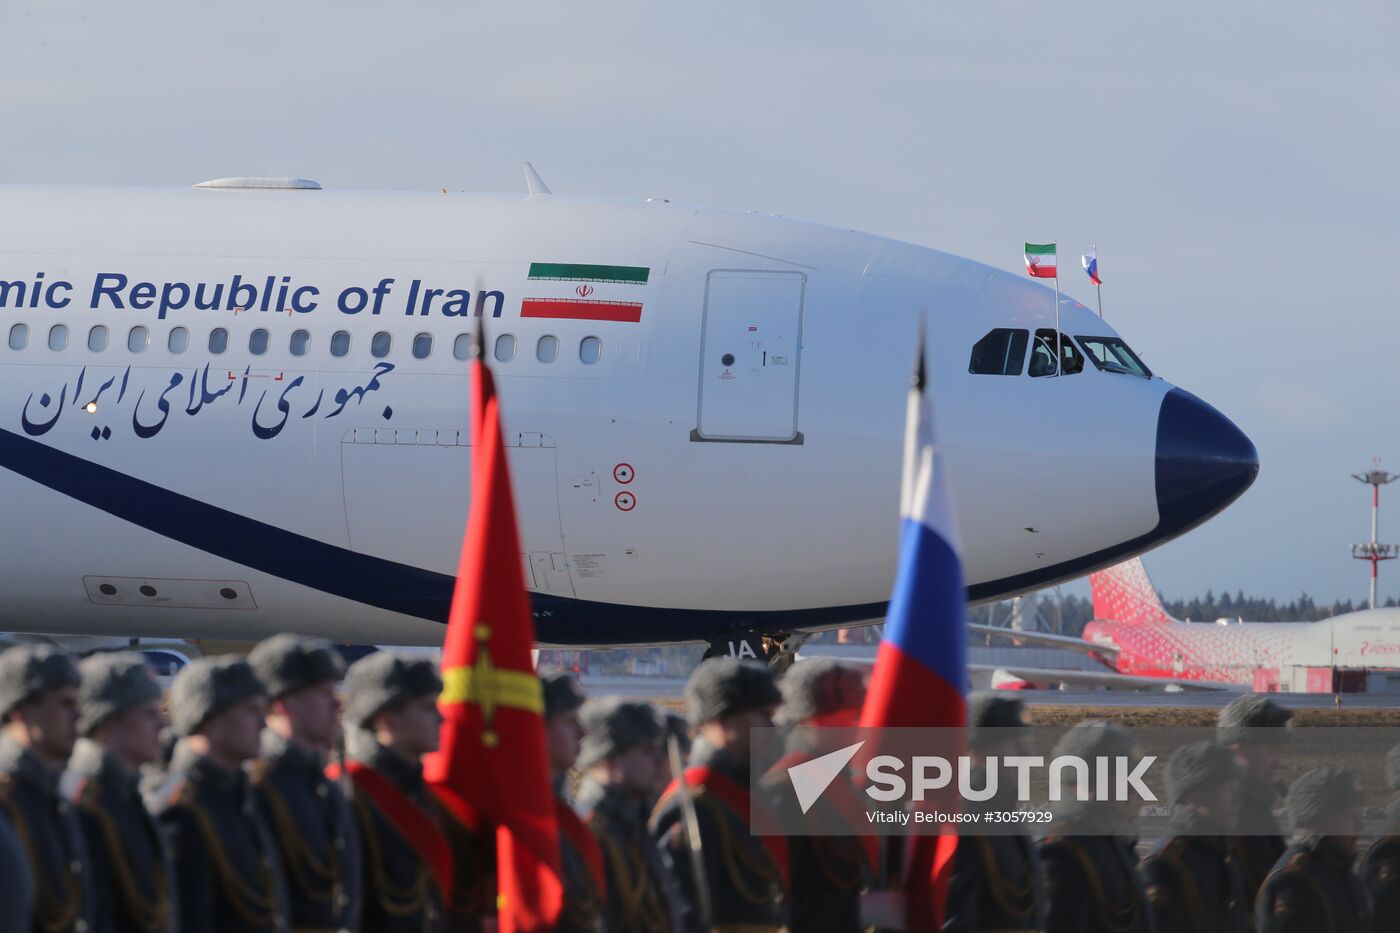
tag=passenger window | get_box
[290,329,310,356]
[168,327,189,354]
[453,333,473,361]
[128,326,149,353]
[7,323,26,350]
[968,328,1028,375]
[209,327,228,354]
[579,336,601,365]
[48,324,68,351]
[494,334,516,363]
[1075,335,1152,377]
[536,335,559,363]
[412,333,432,359]
[330,330,350,357]
[371,331,391,359]
[249,329,269,355]
[88,325,108,352]
[1028,329,1084,377]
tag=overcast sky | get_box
[3,2,1398,605]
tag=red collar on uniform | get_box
[330,760,455,899]
[663,765,790,886]
[767,752,880,871]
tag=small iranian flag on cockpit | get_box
[1024,243,1057,279]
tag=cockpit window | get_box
[1028,328,1084,377]
[969,328,1029,375]
[1075,335,1152,377]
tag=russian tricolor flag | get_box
[1083,247,1102,286]
[859,330,968,928]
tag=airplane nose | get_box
[1154,387,1259,537]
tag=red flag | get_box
[424,331,562,933]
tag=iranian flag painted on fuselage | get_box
[1024,243,1057,279]
[521,262,649,323]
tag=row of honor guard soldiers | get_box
[993,692,1390,933]
[636,667,1400,933]
[5,636,1400,933]
[0,637,467,933]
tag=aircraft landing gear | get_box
[702,631,809,674]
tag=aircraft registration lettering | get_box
[17,362,396,441]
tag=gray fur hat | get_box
[968,693,1026,750]
[1051,720,1136,778]
[684,658,781,726]
[169,656,267,738]
[1217,694,1293,745]
[249,634,346,699]
[343,652,442,729]
[663,711,692,759]
[541,673,585,721]
[1285,767,1363,833]
[1166,741,1239,805]
[775,660,865,727]
[1386,744,1400,792]
[0,645,81,721]
[578,698,662,769]
[78,653,162,736]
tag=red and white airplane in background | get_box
[976,558,1400,691]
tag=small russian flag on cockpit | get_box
[1082,247,1101,286]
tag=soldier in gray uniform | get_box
[943,693,1040,933]
[1218,693,1293,909]
[1255,767,1368,933]
[1038,720,1151,933]
[64,653,173,933]
[542,673,605,933]
[1139,741,1250,933]
[576,697,682,933]
[652,658,785,933]
[155,656,290,933]
[762,659,870,933]
[341,652,451,933]
[248,635,360,933]
[1360,744,1400,930]
[0,644,96,933]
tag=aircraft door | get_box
[694,270,805,443]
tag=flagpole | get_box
[1053,240,1061,376]
[1095,246,1103,317]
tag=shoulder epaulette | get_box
[146,773,188,813]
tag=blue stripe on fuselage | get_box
[0,426,456,620]
[0,427,888,644]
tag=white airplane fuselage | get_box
[0,183,1258,646]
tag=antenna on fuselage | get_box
[523,162,551,196]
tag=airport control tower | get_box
[1352,464,1400,609]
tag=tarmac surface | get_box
[580,673,1400,709]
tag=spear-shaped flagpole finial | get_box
[473,273,488,361]
[913,311,927,393]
